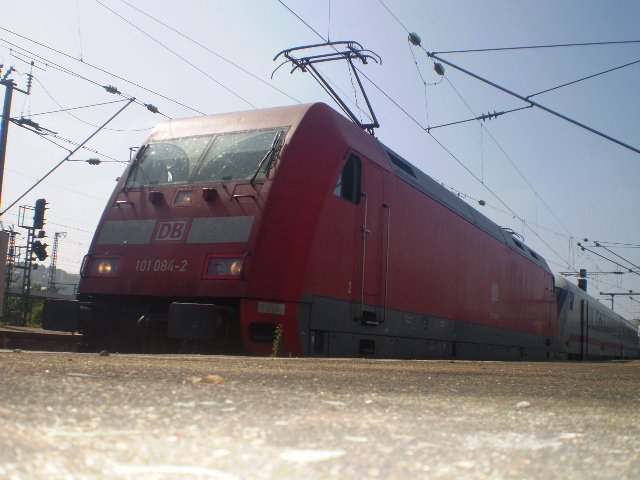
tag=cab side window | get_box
[333,153,361,204]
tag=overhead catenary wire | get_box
[427,130,570,268]
[439,74,575,238]
[375,0,636,240]
[327,0,331,41]
[2,106,128,163]
[31,76,155,132]
[0,97,135,216]
[1,37,169,119]
[441,181,575,241]
[277,0,574,269]
[574,248,638,289]
[378,4,640,153]
[376,1,633,268]
[49,134,125,162]
[589,242,640,271]
[376,0,411,33]
[75,0,84,61]
[346,62,362,125]
[0,27,204,115]
[592,241,640,249]
[276,49,376,126]
[432,39,640,55]
[93,0,256,109]
[274,0,375,122]
[267,3,639,291]
[2,111,77,151]
[1,209,97,234]
[413,26,639,284]
[527,58,640,99]
[117,0,301,105]
[406,37,442,125]
[379,0,570,241]
[16,98,126,117]
[426,105,533,132]
[595,293,636,318]
[577,244,640,277]
[14,165,108,226]
[274,1,421,129]
[0,39,107,89]
[0,42,156,247]
[432,84,636,273]
[422,50,640,155]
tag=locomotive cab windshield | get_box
[124,128,286,189]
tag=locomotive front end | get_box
[44,115,289,353]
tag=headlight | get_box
[91,258,119,277]
[97,261,113,274]
[204,256,243,278]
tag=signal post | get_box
[13,199,48,325]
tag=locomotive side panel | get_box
[301,122,557,358]
[236,106,358,355]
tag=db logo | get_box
[154,220,189,242]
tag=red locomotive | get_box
[44,103,639,359]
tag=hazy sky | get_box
[1,1,639,318]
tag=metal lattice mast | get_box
[2,228,17,319]
[48,232,66,290]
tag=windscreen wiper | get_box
[123,144,149,189]
[250,130,284,186]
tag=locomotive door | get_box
[356,159,386,324]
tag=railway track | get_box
[0,325,78,352]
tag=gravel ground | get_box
[1,351,639,479]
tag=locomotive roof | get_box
[145,103,317,142]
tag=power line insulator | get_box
[408,32,422,46]
[103,85,121,95]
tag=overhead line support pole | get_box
[600,292,640,312]
[0,79,15,212]
[1,63,34,214]
[426,52,640,155]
